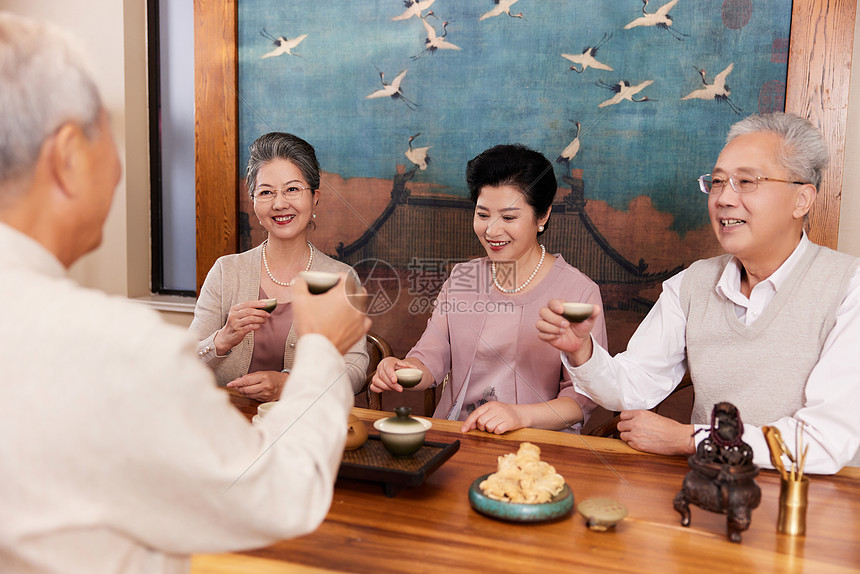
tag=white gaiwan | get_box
[373,406,431,456]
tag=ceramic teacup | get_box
[299,271,340,295]
[561,302,594,323]
[257,401,278,417]
[395,368,423,388]
[258,298,278,313]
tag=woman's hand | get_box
[536,299,601,366]
[226,370,288,402]
[214,300,272,355]
[461,401,526,434]
[370,356,423,393]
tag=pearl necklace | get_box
[262,240,314,287]
[492,244,546,294]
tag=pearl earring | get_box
[312,213,317,218]
[538,225,544,232]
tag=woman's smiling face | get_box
[252,158,318,242]
[473,184,547,261]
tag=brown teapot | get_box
[345,413,368,450]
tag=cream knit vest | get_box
[680,244,857,427]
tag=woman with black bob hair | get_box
[372,144,608,434]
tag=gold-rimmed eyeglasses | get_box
[698,173,807,195]
[253,185,311,202]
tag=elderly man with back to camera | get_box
[0,12,369,573]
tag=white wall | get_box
[3,2,859,307]
[2,0,150,299]
[839,12,860,257]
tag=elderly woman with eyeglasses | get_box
[190,132,368,401]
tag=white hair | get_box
[0,13,102,187]
[726,112,830,190]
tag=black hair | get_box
[466,144,556,236]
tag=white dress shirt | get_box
[564,234,860,474]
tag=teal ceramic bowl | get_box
[468,474,574,523]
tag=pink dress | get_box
[247,287,294,374]
[408,254,607,431]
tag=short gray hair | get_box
[726,112,829,190]
[246,132,320,199]
[0,13,103,186]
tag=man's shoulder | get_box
[7,270,188,357]
[70,283,182,339]
[809,243,860,268]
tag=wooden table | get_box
[192,394,860,573]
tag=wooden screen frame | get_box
[194,0,856,292]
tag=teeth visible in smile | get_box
[721,219,745,227]
[273,215,294,222]
[487,240,509,246]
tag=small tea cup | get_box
[257,401,278,417]
[561,302,594,323]
[395,368,423,388]
[299,271,340,294]
[258,298,278,313]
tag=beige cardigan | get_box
[190,243,369,392]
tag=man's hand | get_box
[293,273,370,354]
[616,410,696,456]
[536,299,600,365]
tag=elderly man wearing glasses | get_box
[538,112,860,474]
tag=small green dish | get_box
[468,474,574,523]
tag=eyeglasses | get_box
[698,173,807,195]
[253,185,311,202]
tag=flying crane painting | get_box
[237,1,793,357]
